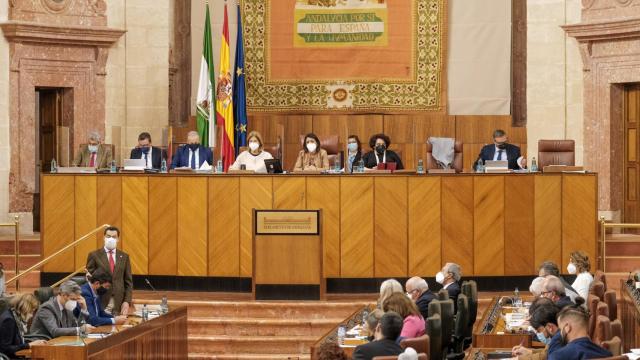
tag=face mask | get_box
[249,142,260,151]
[97,286,108,296]
[406,292,413,300]
[105,237,117,250]
[536,331,550,345]
[348,143,358,152]
[435,271,445,284]
[567,263,577,274]
[306,143,317,153]
[188,143,200,152]
[496,142,507,149]
[64,299,77,312]
[140,146,150,154]
[375,145,386,154]
[88,145,98,153]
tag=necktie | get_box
[108,250,115,273]
[497,149,504,161]
[190,150,196,169]
[61,307,68,326]
[89,153,96,167]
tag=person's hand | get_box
[114,315,127,325]
[519,157,527,168]
[76,297,87,310]
[120,302,130,316]
[81,324,95,333]
[511,345,532,356]
[28,340,47,347]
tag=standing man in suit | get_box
[81,269,127,326]
[171,131,214,169]
[405,276,436,320]
[73,131,113,169]
[130,132,166,169]
[352,311,404,360]
[86,226,133,316]
[475,129,526,170]
[29,281,94,339]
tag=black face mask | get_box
[97,286,108,296]
[375,145,386,154]
[140,146,150,154]
[188,143,200,151]
[496,142,507,149]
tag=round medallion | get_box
[40,0,71,14]
[332,88,348,102]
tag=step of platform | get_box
[188,335,319,355]
[188,317,344,337]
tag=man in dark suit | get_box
[130,132,166,169]
[86,226,133,316]
[436,262,462,303]
[81,269,127,327]
[352,312,404,360]
[548,305,612,360]
[406,276,436,320]
[475,129,526,170]
[29,281,93,339]
[171,131,214,169]
[542,276,575,309]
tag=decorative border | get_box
[241,0,447,113]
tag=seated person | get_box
[529,276,546,298]
[539,261,580,301]
[475,129,525,170]
[362,309,384,342]
[293,133,329,171]
[352,311,404,360]
[382,293,425,339]
[567,251,593,301]
[29,281,94,339]
[362,133,404,170]
[548,305,612,360]
[73,131,113,169]
[377,278,404,309]
[405,276,436,320]
[346,135,363,173]
[512,302,562,359]
[229,131,273,173]
[81,269,127,326]
[542,276,579,309]
[171,131,214,169]
[315,341,348,360]
[436,262,462,302]
[0,293,46,358]
[130,132,167,169]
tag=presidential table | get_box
[40,172,597,281]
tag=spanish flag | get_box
[216,3,235,171]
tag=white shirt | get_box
[104,247,116,266]
[188,149,200,169]
[229,150,273,173]
[572,271,594,300]
[139,147,153,168]
[492,145,526,168]
[443,282,452,290]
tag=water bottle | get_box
[110,160,117,173]
[216,160,223,173]
[142,304,149,321]
[160,159,167,173]
[514,287,521,307]
[334,158,341,173]
[160,295,169,314]
[337,325,346,345]
[358,159,365,173]
[78,317,87,338]
[417,159,424,174]
[530,157,538,172]
[50,158,57,173]
[476,159,485,173]
[361,310,369,327]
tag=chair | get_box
[595,270,608,291]
[601,336,623,356]
[591,281,605,301]
[589,295,600,338]
[597,301,610,319]
[604,290,617,321]
[592,356,629,360]
[594,315,612,344]
[298,134,342,168]
[439,300,455,352]
[437,289,448,301]
[372,354,428,360]
[33,287,54,304]
[426,140,463,172]
[447,294,469,360]
[461,280,478,346]
[426,313,442,360]
[400,335,430,356]
[611,319,623,348]
[537,139,575,168]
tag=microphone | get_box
[144,278,157,292]
[626,271,633,285]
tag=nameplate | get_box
[542,165,584,173]
[427,168,455,174]
[227,170,256,174]
[55,167,96,174]
[255,210,319,235]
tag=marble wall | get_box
[0,0,9,223]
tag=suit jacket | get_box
[81,283,114,327]
[86,248,133,315]
[29,297,87,340]
[555,295,574,309]
[352,338,403,360]
[293,149,330,171]
[130,146,166,169]
[476,143,521,170]
[73,144,113,169]
[0,309,28,358]
[415,290,436,320]
[362,150,404,170]
[170,145,214,169]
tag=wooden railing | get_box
[599,217,640,272]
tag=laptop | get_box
[484,160,509,173]
[264,159,283,174]
[123,158,146,171]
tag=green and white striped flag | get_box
[196,4,215,148]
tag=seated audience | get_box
[475,129,525,170]
[346,134,363,173]
[315,341,348,360]
[294,133,329,171]
[548,305,612,360]
[81,269,127,326]
[436,262,462,301]
[30,281,94,339]
[363,309,384,342]
[377,278,403,309]
[229,131,273,173]
[512,302,562,359]
[171,131,214,169]
[529,276,546,298]
[405,276,435,320]
[130,132,166,169]
[352,311,404,360]
[362,133,404,170]
[538,261,580,301]
[382,293,425,339]
[0,293,46,358]
[542,276,577,309]
[73,131,113,169]
[567,251,593,301]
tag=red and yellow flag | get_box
[216,3,235,171]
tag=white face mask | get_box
[88,145,98,153]
[64,299,77,312]
[306,142,317,153]
[435,271,445,284]
[406,292,413,300]
[248,142,260,151]
[567,263,577,274]
[105,237,117,250]
[348,143,358,152]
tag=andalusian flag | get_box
[216,3,235,171]
[196,4,215,148]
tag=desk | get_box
[465,348,514,360]
[473,297,534,349]
[621,280,640,352]
[310,304,375,360]
[40,173,597,279]
[24,307,187,360]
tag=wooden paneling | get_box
[408,177,441,276]
[209,177,240,276]
[148,177,177,275]
[255,236,321,284]
[239,177,273,276]
[374,177,408,277]
[97,176,122,233]
[122,177,148,275]
[307,177,341,277]
[177,177,207,276]
[273,177,306,209]
[74,176,97,270]
[42,175,75,272]
[535,175,562,268]
[474,176,505,276]
[442,176,474,275]
[562,174,597,272]
[340,177,374,278]
[505,175,535,275]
